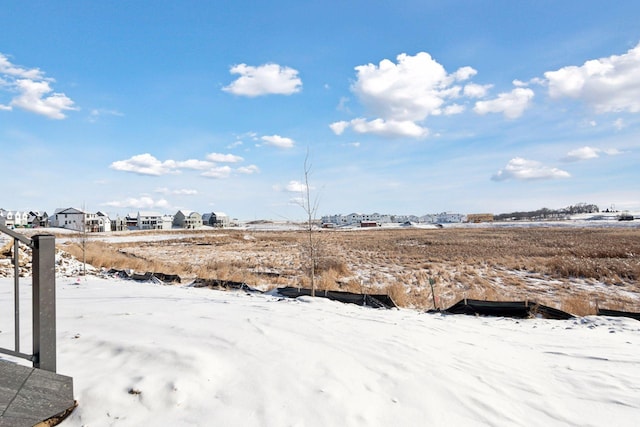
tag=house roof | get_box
[54,207,85,215]
[138,211,162,217]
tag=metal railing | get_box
[0,223,57,372]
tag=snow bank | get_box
[1,277,639,426]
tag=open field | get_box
[51,225,640,315]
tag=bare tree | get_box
[78,205,88,277]
[301,149,320,296]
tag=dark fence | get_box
[191,277,262,292]
[0,223,57,372]
[105,269,181,284]
[438,298,574,320]
[276,287,397,309]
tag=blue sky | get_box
[2,1,640,221]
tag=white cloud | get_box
[261,134,295,148]
[11,79,77,119]
[333,52,497,139]
[89,108,123,122]
[0,53,76,119]
[237,165,260,174]
[285,180,308,193]
[463,83,492,98]
[492,157,571,181]
[223,63,302,97]
[544,42,640,113]
[562,146,601,162]
[331,118,429,138]
[452,66,477,82]
[206,152,244,163]
[329,121,349,135]
[562,146,621,162]
[443,104,465,115]
[0,53,44,79]
[103,196,170,209]
[474,88,534,119]
[351,52,474,122]
[201,166,232,179]
[174,159,215,170]
[348,118,429,138]
[227,140,243,149]
[155,187,198,196]
[111,153,255,179]
[110,153,181,176]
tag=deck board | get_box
[0,360,74,426]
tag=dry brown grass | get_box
[52,226,640,314]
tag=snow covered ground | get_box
[1,276,639,426]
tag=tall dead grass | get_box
[57,227,640,314]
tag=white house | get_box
[50,207,87,231]
[0,210,29,227]
[420,212,465,224]
[321,212,392,226]
[87,211,112,232]
[137,211,173,230]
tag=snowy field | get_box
[1,276,640,426]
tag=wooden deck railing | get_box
[0,223,57,372]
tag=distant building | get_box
[137,211,159,230]
[50,207,86,231]
[87,211,111,232]
[202,212,229,228]
[321,211,464,226]
[137,211,171,230]
[173,210,202,229]
[0,210,28,228]
[125,213,138,229]
[111,216,127,232]
[51,208,111,232]
[28,211,49,228]
[420,212,465,224]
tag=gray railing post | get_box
[32,234,56,372]
[14,238,20,353]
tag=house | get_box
[86,211,111,232]
[0,209,10,227]
[111,215,127,232]
[0,210,29,228]
[173,210,202,229]
[28,211,49,228]
[49,208,111,232]
[420,212,465,224]
[202,212,229,228]
[160,214,174,230]
[50,207,87,231]
[137,211,164,230]
[125,213,138,229]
